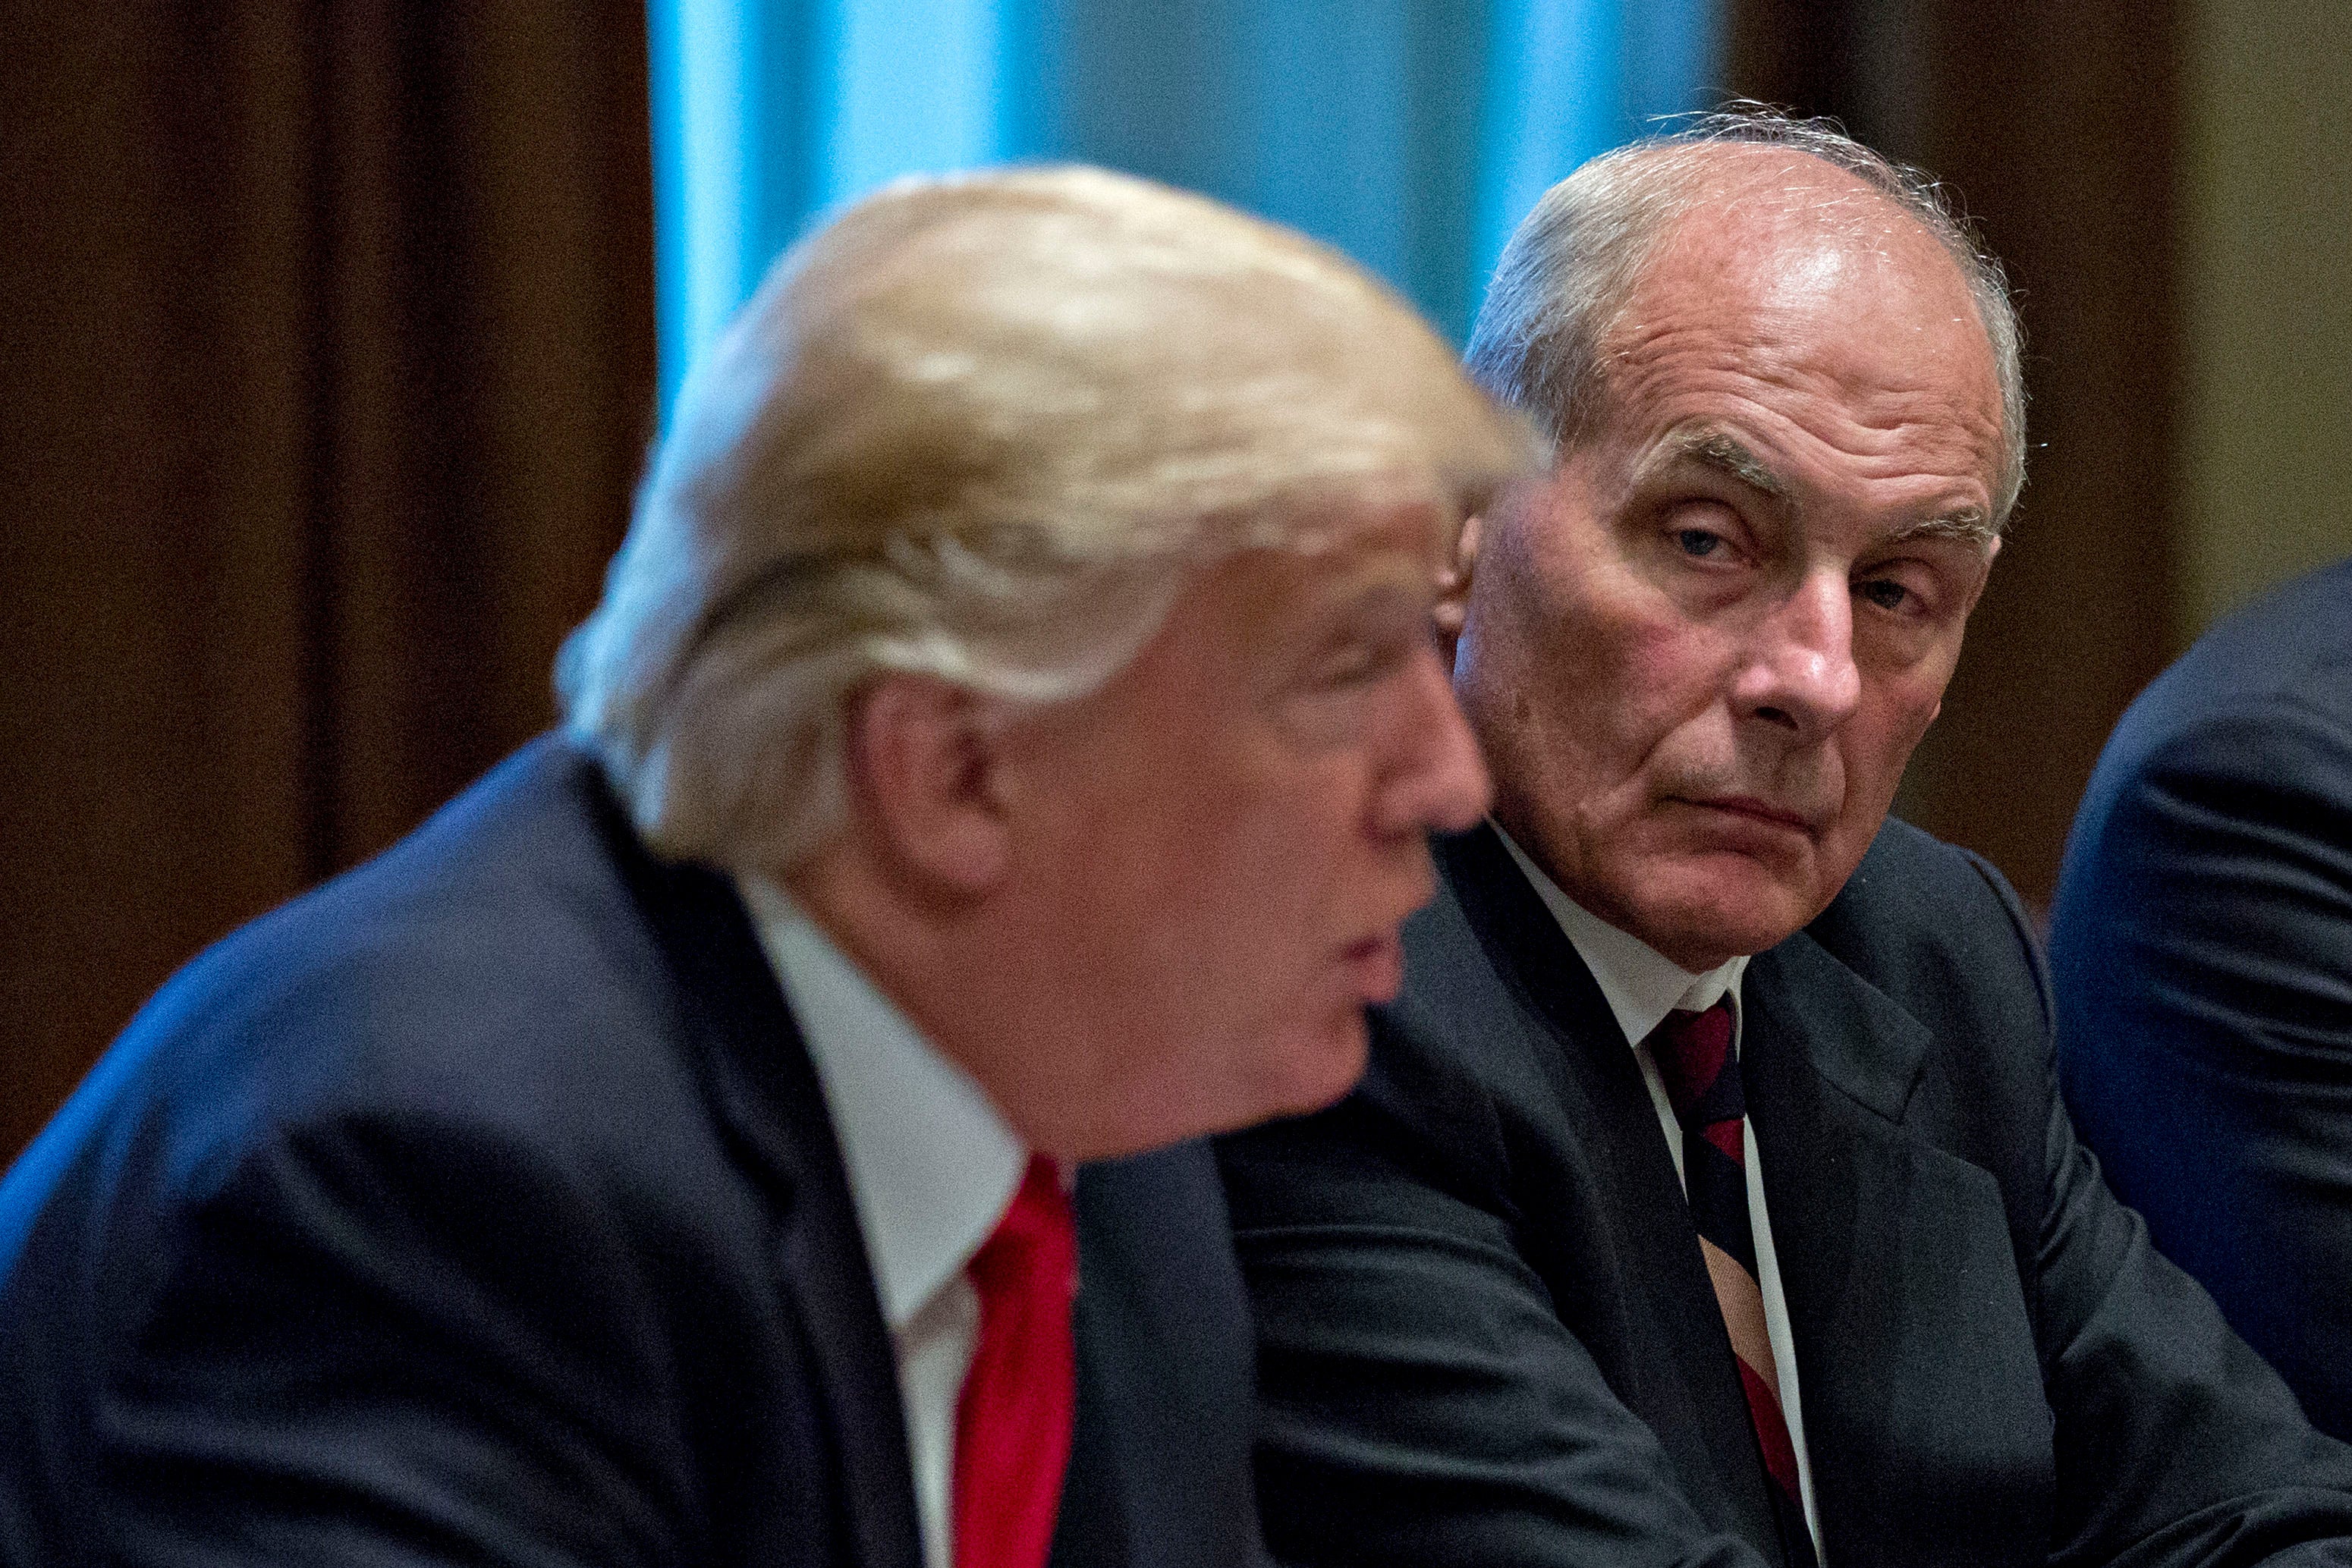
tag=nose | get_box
[1373,646,1492,838]
[1735,569,1862,741]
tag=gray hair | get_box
[1465,106,2027,526]
[558,165,1536,875]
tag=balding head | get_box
[1451,115,2011,970]
[1467,110,2025,526]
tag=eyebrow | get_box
[1671,429,1791,503]
[1665,426,2001,551]
[1888,510,1999,548]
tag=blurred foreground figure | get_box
[1220,112,2352,1568]
[0,166,1528,1566]
[2054,555,2352,1444]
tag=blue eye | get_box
[1857,579,1909,611]
[1676,529,1722,558]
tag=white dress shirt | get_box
[1495,827,1824,1555]
[741,877,1027,1568]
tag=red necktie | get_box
[1649,1001,1816,1568]
[952,1154,1078,1568]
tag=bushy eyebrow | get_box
[1665,426,1999,551]
[1670,428,1790,503]
[1886,510,1998,549]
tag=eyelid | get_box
[1666,494,1752,541]
[1854,561,1942,617]
[1857,579,1909,608]
[1667,504,1747,566]
[1311,623,1417,687]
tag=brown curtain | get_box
[1726,0,2183,918]
[1,2,656,1161]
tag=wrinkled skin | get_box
[1455,152,2006,970]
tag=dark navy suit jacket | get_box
[0,737,1263,1568]
[2053,556,2352,1442]
[1221,821,2352,1568]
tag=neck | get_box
[781,845,1101,1163]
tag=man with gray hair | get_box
[1220,112,2352,1568]
[0,167,1527,1566]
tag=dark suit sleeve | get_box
[2053,696,2352,1443]
[1217,1040,1768,1568]
[1961,850,2352,1568]
[43,1112,697,1566]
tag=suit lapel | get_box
[1051,1145,1257,1568]
[1743,934,2049,1568]
[1437,828,1784,1559]
[602,795,925,1568]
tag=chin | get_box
[1086,1010,1370,1157]
[1256,1007,1373,1124]
[1635,875,1819,968]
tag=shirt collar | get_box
[1493,822,1750,1047]
[739,875,1027,1330]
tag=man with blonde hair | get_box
[0,166,1527,1567]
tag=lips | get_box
[1686,795,1824,835]
[1341,930,1407,1004]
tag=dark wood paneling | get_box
[0,0,656,1163]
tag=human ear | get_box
[1434,512,1482,672]
[841,674,1013,897]
[1958,533,2003,617]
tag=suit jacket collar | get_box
[1435,822,2039,1568]
[1432,826,1786,1552]
[1434,825,1625,1051]
[1437,822,1933,1130]
[584,754,926,1568]
[1742,932,1930,1128]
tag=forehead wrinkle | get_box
[1605,323,1993,449]
[1638,412,1999,550]
[1621,347,1998,477]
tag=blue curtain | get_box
[649,0,1721,422]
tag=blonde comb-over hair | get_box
[559,165,1536,875]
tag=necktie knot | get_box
[968,1155,1076,1304]
[1649,998,1739,1127]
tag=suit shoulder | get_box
[1822,816,2033,941]
[2121,683,2352,804]
[1806,819,2050,1045]
[2155,555,2352,718]
[2060,661,2352,940]
[2,740,737,1257]
[2077,558,2352,819]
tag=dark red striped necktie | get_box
[952,1155,1077,1568]
[1649,1000,1816,1568]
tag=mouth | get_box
[1683,795,1824,837]
[1340,931,1407,1004]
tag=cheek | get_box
[1231,764,1367,923]
[1573,623,1739,799]
[1614,621,1724,725]
[1848,682,1947,800]
[1157,757,1353,948]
